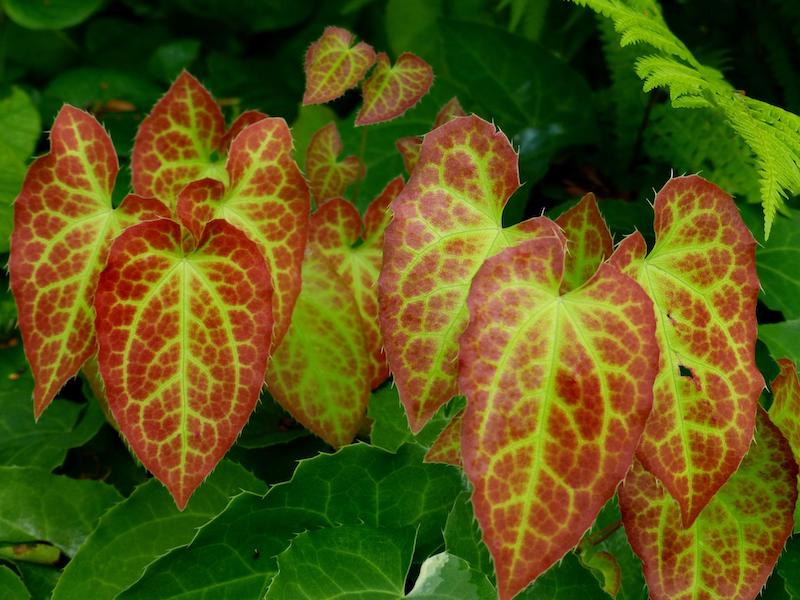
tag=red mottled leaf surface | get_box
[768,359,800,530]
[609,175,762,525]
[174,118,310,347]
[218,110,267,155]
[620,409,797,600]
[266,252,371,447]
[555,192,613,292]
[356,52,434,126]
[307,176,403,388]
[9,106,168,418]
[303,26,376,105]
[305,122,363,204]
[424,411,463,466]
[395,97,466,176]
[380,115,563,432]
[94,218,273,508]
[460,235,658,600]
[131,71,225,208]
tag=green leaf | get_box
[266,526,495,600]
[751,208,800,319]
[443,492,494,583]
[0,565,29,600]
[0,87,41,162]
[517,553,608,599]
[0,343,104,470]
[777,535,800,598]
[235,394,310,449]
[121,444,463,599]
[291,105,337,170]
[52,461,265,600]
[15,563,60,600]
[761,321,800,365]
[2,0,102,30]
[0,467,121,557]
[148,39,201,83]
[174,0,313,31]
[0,144,28,254]
[265,526,417,599]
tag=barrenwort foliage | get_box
[2,1,800,599]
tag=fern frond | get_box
[571,0,800,237]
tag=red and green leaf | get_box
[93,218,273,508]
[424,412,463,466]
[555,192,613,292]
[218,110,268,155]
[305,122,363,204]
[395,97,466,176]
[303,27,376,105]
[308,177,403,388]
[356,52,434,126]
[379,115,563,432]
[619,409,797,600]
[768,359,800,530]
[609,175,763,525]
[266,253,371,447]
[9,106,168,418]
[460,235,659,600]
[175,117,310,347]
[131,71,226,209]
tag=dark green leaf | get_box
[2,0,103,30]
[15,563,60,600]
[760,321,800,365]
[0,87,40,161]
[443,491,493,583]
[517,553,609,599]
[236,394,310,449]
[0,565,29,600]
[148,40,201,83]
[52,461,265,600]
[778,535,800,598]
[0,467,121,556]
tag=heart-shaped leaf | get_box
[9,106,168,417]
[356,52,434,126]
[175,117,310,347]
[609,175,763,525]
[555,192,613,292]
[303,27,376,105]
[305,122,363,204]
[460,235,658,600]
[94,218,273,508]
[619,409,796,600]
[380,115,563,432]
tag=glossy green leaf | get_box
[443,491,494,583]
[2,0,102,30]
[517,553,608,599]
[0,467,121,556]
[121,444,462,599]
[52,461,265,600]
[761,321,800,365]
[0,87,41,161]
[777,535,800,598]
[0,565,29,600]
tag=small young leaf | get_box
[131,71,226,209]
[218,110,268,155]
[395,97,467,176]
[460,235,658,600]
[768,359,800,531]
[94,219,273,508]
[433,97,467,128]
[308,176,404,388]
[303,27,376,105]
[175,117,310,348]
[424,411,462,466]
[9,106,168,417]
[356,52,434,126]
[305,122,363,204]
[609,175,763,525]
[555,192,614,292]
[266,253,371,447]
[619,409,797,600]
[380,115,563,432]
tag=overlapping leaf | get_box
[555,193,614,292]
[380,115,563,432]
[303,27,376,105]
[619,410,796,600]
[305,122,363,204]
[396,97,467,175]
[609,175,763,524]
[93,218,273,508]
[265,252,370,447]
[460,235,658,600]
[424,412,463,466]
[9,106,169,418]
[768,359,800,531]
[308,176,403,388]
[131,71,267,210]
[174,117,310,347]
[356,52,434,126]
